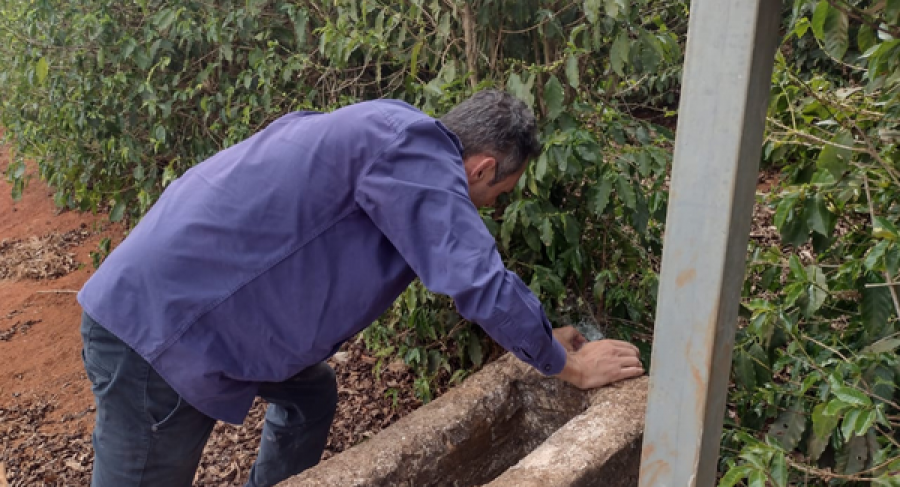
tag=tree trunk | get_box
[462,1,479,89]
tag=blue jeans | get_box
[80,313,338,487]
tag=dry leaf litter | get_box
[1,341,444,486]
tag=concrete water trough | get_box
[279,353,649,487]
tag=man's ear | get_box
[465,154,497,183]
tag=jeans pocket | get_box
[149,395,184,432]
[81,315,124,391]
[144,366,187,432]
[84,360,111,395]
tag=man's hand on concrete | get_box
[552,327,644,389]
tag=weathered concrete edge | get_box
[278,354,531,487]
[484,376,650,487]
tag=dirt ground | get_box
[0,145,430,486]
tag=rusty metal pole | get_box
[637,1,782,486]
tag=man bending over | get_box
[77,89,644,487]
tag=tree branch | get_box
[499,1,578,35]
[461,1,478,89]
[862,174,900,320]
[826,0,900,39]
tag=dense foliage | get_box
[0,0,898,484]
[721,2,900,485]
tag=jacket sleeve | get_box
[354,118,567,375]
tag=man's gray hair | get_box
[440,90,541,184]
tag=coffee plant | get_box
[719,2,900,485]
[1,0,898,483]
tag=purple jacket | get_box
[77,99,567,424]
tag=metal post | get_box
[637,1,782,486]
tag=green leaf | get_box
[810,402,838,461]
[565,56,580,89]
[436,13,450,40]
[616,176,636,209]
[540,219,554,247]
[576,145,599,163]
[535,153,549,182]
[154,8,177,31]
[718,465,753,487]
[781,209,810,248]
[832,385,872,408]
[555,146,569,173]
[784,282,805,307]
[506,72,535,110]
[544,75,565,120]
[648,147,669,172]
[563,214,580,244]
[593,274,607,303]
[767,409,806,450]
[811,232,832,255]
[590,178,613,216]
[788,255,806,280]
[858,24,877,53]
[862,286,893,332]
[792,17,810,39]
[805,193,833,236]
[639,33,661,73]
[802,265,828,316]
[501,203,520,249]
[817,130,853,178]
[841,408,863,440]
[734,349,757,389]
[749,310,775,344]
[636,151,652,178]
[836,434,869,474]
[873,216,899,240]
[875,473,900,487]
[409,39,423,81]
[774,194,799,230]
[771,452,788,487]
[524,231,541,252]
[748,469,766,487]
[404,287,417,311]
[865,240,889,271]
[870,368,896,407]
[824,397,851,416]
[405,347,421,365]
[110,199,126,222]
[604,0,620,17]
[610,32,629,77]
[886,0,900,25]
[467,335,483,367]
[747,343,770,385]
[293,8,310,44]
[35,57,48,85]
[427,349,442,374]
[11,161,26,179]
[122,37,137,60]
[854,409,876,437]
[863,337,900,354]
[813,401,840,437]
[527,174,538,195]
[583,0,601,23]
[812,0,849,59]
[886,244,900,276]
